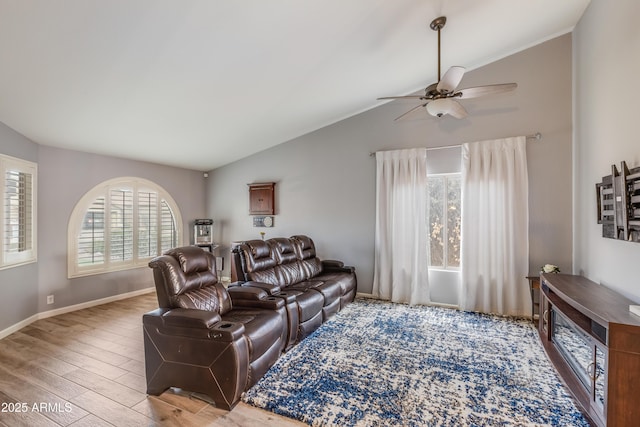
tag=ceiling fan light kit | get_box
[426,98,455,118]
[379,16,517,120]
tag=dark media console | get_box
[538,273,640,426]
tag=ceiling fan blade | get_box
[456,83,517,99]
[448,100,468,119]
[394,103,428,121]
[436,66,465,93]
[378,95,427,100]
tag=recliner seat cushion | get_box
[284,288,324,322]
[288,280,342,306]
[314,272,357,297]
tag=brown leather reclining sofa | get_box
[232,235,357,345]
[143,235,356,410]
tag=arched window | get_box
[68,177,182,278]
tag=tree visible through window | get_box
[428,174,461,269]
[69,177,182,278]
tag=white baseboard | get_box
[355,292,459,310]
[0,287,155,340]
[356,292,376,298]
[0,313,40,341]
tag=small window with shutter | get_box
[1,154,37,269]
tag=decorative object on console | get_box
[596,161,640,242]
[248,182,275,215]
[541,264,560,273]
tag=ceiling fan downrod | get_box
[430,16,447,82]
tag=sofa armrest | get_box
[241,281,282,295]
[227,286,268,300]
[322,259,355,274]
[143,308,245,341]
[238,281,296,303]
[271,290,297,304]
[227,280,245,288]
[162,308,221,329]
[228,286,285,310]
[322,259,344,268]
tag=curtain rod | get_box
[368,132,542,156]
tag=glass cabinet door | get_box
[593,345,606,412]
[552,309,593,391]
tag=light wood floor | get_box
[0,293,305,427]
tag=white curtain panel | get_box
[460,137,530,317]
[373,148,430,305]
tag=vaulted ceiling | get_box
[0,0,590,171]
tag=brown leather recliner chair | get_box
[143,246,286,410]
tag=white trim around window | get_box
[67,177,183,278]
[0,154,37,270]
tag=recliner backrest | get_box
[236,236,324,286]
[237,240,280,285]
[149,246,231,314]
[291,235,322,279]
[270,238,305,285]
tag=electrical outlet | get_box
[47,295,54,305]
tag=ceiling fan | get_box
[378,16,517,120]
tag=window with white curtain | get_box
[68,177,182,278]
[0,154,37,269]
[428,173,461,270]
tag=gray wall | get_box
[207,34,574,293]
[573,2,640,302]
[0,29,581,333]
[37,145,206,312]
[0,128,206,332]
[0,122,39,331]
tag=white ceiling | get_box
[0,0,590,171]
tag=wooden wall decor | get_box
[248,182,275,215]
[596,161,640,242]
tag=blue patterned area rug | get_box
[242,298,589,426]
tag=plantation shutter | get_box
[160,200,177,253]
[138,191,158,258]
[78,197,105,266]
[109,188,134,262]
[68,177,182,278]
[4,169,33,256]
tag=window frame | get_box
[0,154,38,270]
[427,172,461,271]
[67,177,183,278]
